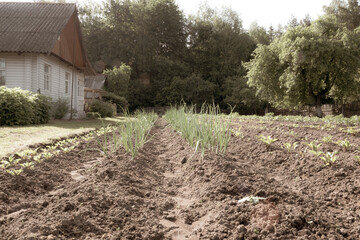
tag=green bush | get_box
[51,98,70,119]
[89,99,114,117]
[33,94,52,124]
[102,92,128,112]
[0,86,51,126]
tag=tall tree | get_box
[324,0,360,30]
[245,15,360,117]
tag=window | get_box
[65,72,70,94]
[44,64,51,91]
[0,58,5,86]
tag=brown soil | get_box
[0,117,360,239]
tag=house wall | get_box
[0,53,85,119]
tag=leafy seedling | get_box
[320,152,337,166]
[354,156,360,164]
[335,139,352,151]
[238,196,266,204]
[322,136,333,144]
[305,141,321,152]
[282,142,298,152]
[259,135,278,147]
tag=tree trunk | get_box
[341,103,345,116]
[265,103,269,114]
[315,95,323,118]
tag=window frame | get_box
[0,58,6,86]
[65,72,70,95]
[44,64,51,91]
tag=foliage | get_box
[162,75,217,105]
[51,98,69,119]
[258,135,278,146]
[324,0,360,30]
[79,1,258,111]
[119,111,158,158]
[165,103,233,156]
[102,92,128,111]
[320,152,338,165]
[0,86,51,126]
[282,142,298,152]
[33,94,52,124]
[245,15,360,117]
[223,76,264,114]
[335,139,352,150]
[90,99,114,118]
[103,64,132,99]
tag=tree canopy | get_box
[245,15,360,117]
[79,0,360,115]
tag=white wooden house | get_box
[0,2,95,119]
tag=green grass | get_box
[0,117,124,158]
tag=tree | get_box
[245,15,360,117]
[324,0,360,30]
[248,22,270,45]
[103,63,132,99]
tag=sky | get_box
[3,0,333,29]
[174,0,333,29]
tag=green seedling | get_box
[17,148,38,158]
[33,154,42,163]
[6,169,23,176]
[165,103,233,157]
[335,139,352,151]
[288,130,296,137]
[344,127,359,135]
[238,196,267,204]
[322,136,333,144]
[354,156,360,164]
[42,151,53,160]
[320,152,337,165]
[305,141,321,152]
[61,146,75,153]
[20,162,34,169]
[309,150,323,157]
[232,126,242,137]
[0,159,11,169]
[259,135,278,146]
[282,142,298,152]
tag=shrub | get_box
[103,64,132,98]
[33,94,52,124]
[102,92,128,112]
[0,86,51,126]
[89,99,114,117]
[51,98,70,119]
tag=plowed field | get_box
[1,117,359,239]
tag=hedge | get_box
[89,99,114,118]
[0,86,51,126]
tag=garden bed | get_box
[0,116,359,239]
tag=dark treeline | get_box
[79,0,360,115]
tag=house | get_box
[0,2,95,119]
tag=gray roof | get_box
[0,2,76,53]
[84,74,106,89]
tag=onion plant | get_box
[119,110,157,158]
[164,103,233,156]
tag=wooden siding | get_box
[51,12,86,69]
[0,53,85,118]
[0,53,25,89]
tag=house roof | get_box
[84,74,106,90]
[0,2,76,54]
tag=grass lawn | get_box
[0,117,124,158]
